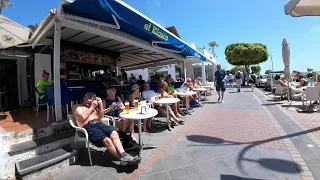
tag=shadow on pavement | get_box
[221,174,262,180]
[261,102,283,106]
[185,125,320,175]
[74,148,138,174]
[202,102,218,105]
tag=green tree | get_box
[229,66,244,75]
[225,43,269,66]
[251,65,261,74]
[27,24,39,38]
[208,41,219,57]
[0,0,14,14]
[307,68,313,72]
[265,69,272,74]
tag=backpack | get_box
[235,72,241,79]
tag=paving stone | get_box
[234,166,276,180]
[194,159,234,180]
[140,171,171,180]
[54,166,89,180]
[184,147,215,164]
[168,165,204,180]
[81,165,103,175]
[163,143,182,155]
[162,153,192,171]
[86,169,119,180]
[218,153,256,173]
[144,158,166,175]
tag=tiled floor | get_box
[47,87,320,180]
[0,107,54,132]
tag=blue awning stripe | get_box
[63,0,206,61]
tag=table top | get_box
[119,108,158,120]
[67,86,85,89]
[193,88,207,91]
[175,91,197,96]
[153,97,180,104]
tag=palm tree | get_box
[27,24,39,38]
[0,0,14,14]
[307,68,313,72]
[208,41,219,57]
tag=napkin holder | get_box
[139,100,149,114]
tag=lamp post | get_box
[269,53,274,72]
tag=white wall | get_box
[126,68,149,81]
[34,53,51,105]
[17,59,28,105]
[167,64,176,81]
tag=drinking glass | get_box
[125,102,130,114]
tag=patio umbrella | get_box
[282,38,291,82]
[0,15,30,49]
[285,0,320,17]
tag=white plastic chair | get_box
[303,87,320,111]
[68,114,115,166]
[273,83,287,100]
[288,83,304,106]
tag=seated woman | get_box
[36,70,52,101]
[296,74,308,88]
[182,78,199,100]
[103,88,137,142]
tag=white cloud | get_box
[308,25,320,34]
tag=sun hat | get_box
[131,84,140,91]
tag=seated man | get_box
[73,92,141,166]
[103,88,136,142]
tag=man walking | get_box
[235,68,243,92]
[214,64,227,103]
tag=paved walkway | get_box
[48,87,320,180]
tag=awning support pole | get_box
[183,60,187,80]
[53,18,62,122]
[201,61,206,84]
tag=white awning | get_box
[0,15,30,49]
[285,0,320,17]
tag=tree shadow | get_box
[185,126,320,175]
[220,174,262,180]
[261,103,283,106]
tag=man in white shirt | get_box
[142,82,156,100]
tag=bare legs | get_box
[103,131,125,158]
[117,119,137,142]
[156,105,182,124]
[142,118,152,132]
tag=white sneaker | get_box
[220,100,224,103]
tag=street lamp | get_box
[269,53,274,72]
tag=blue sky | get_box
[3,0,320,73]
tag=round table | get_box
[193,88,208,101]
[174,91,196,112]
[152,98,180,131]
[119,108,158,157]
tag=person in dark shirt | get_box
[121,68,128,83]
[214,64,227,103]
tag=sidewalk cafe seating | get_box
[34,87,50,122]
[288,83,304,106]
[303,87,320,111]
[68,114,115,166]
[273,83,287,100]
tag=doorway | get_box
[0,59,19,110]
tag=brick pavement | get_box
[51,87,319,180]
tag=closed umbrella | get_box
[0,15,30,49]
[282,38,292,101]
[282,38,291,81]
[285,0,320,17]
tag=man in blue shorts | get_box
[214,64,227,103]
[73,92,141,166]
